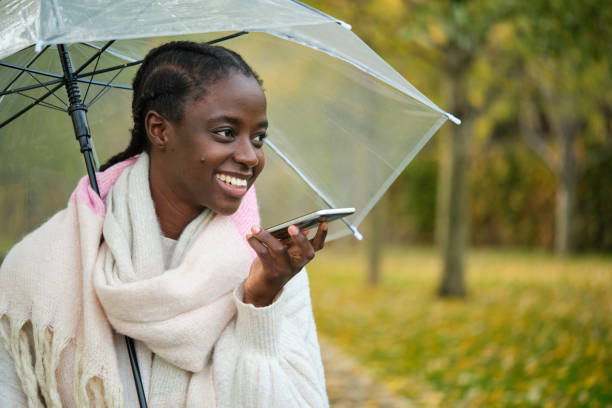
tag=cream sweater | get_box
[0,235,328,407]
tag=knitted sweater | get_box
[0,271,328,408]
[0,270,327,407]
[0,158,328,407]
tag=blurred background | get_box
[0,0,610,407]
[303,0,611,407]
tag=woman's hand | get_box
[243,222,327,307]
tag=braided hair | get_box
[99,41,262,171]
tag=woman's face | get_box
[155,73,267,215]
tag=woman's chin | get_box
[206,199,242,216]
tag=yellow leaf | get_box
[489,21,515,45]
[428,23,447,46]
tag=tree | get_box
[399,0,514,296]
[308,0,513,295]
[514,0,612,254]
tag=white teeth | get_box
[216,173,247,187]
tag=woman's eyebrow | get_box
[208,116,268,128]
[210,115,239,124]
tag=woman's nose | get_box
[233,135,259,168]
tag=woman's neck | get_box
[149,169,201,240]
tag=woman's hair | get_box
[99,41,262,171]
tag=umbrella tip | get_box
[349,225,363,241]
[447,113,462,125]
[336,20,352,30]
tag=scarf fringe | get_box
[0,315,121,407]
[75,356,122,408]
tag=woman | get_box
[0,41,329,407]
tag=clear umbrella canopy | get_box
[0,0,459,246]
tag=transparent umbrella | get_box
[0,0,460,242]
[0,1,460,404]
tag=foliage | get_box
[309,0,612,252]
[469,140,556,247]
[576,143,612,251]
[387,142,438,243]
[309,244,612,407]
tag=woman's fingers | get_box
[248,223,326,275]
[246,233,272,262]
[249,226,285,253]
[248,226,292,273]
[288,225,315,262]
[310,222,328,251]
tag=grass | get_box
[307,243,612,407]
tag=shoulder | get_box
[0,206,85,311]
[2,208,72,270]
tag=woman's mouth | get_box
[215,172,248,197]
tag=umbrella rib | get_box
[24,70,68,108]
[206,31,249,45]
[264,138,362,239]
[83,48,105,104]
[75,33,248,82]
[0,82,65,129]
[85,85,111,108]
[75,78,131,89]
[82,42,138,63]
[0,79,64,97]
[1,45,51,93]
[72,40,115,76]
[77,60,142,79]
[86,66,127,108]
[0,62,63,80]
[287,0,344,25]
[14,90,67,112]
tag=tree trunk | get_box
[555,123,578,254]
[437,71,469,298]
[367,197,384,285]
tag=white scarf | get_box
[0,153,258,407]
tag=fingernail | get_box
[288,225,299,236]
[251,225,261,234]
[246,233,252,240]
[322,222,328,231]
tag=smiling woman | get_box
[147,73,268,226]
[0,41,329,407]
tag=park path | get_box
[319,337,414,408]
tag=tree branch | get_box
[519,96,558,173]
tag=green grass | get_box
[308,243,612,407]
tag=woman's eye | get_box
[253,133,267,146]
[213,129,234,139]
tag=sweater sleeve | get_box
[212,269,329,407]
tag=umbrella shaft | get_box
[57,44,147,407]
[57,45,101,194]
[57,44,82,106]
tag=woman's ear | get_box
[145,110,169,151]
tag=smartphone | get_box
[266,208,356,240]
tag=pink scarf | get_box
[0,154,259,407]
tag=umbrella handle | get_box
[125,337,149,408]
